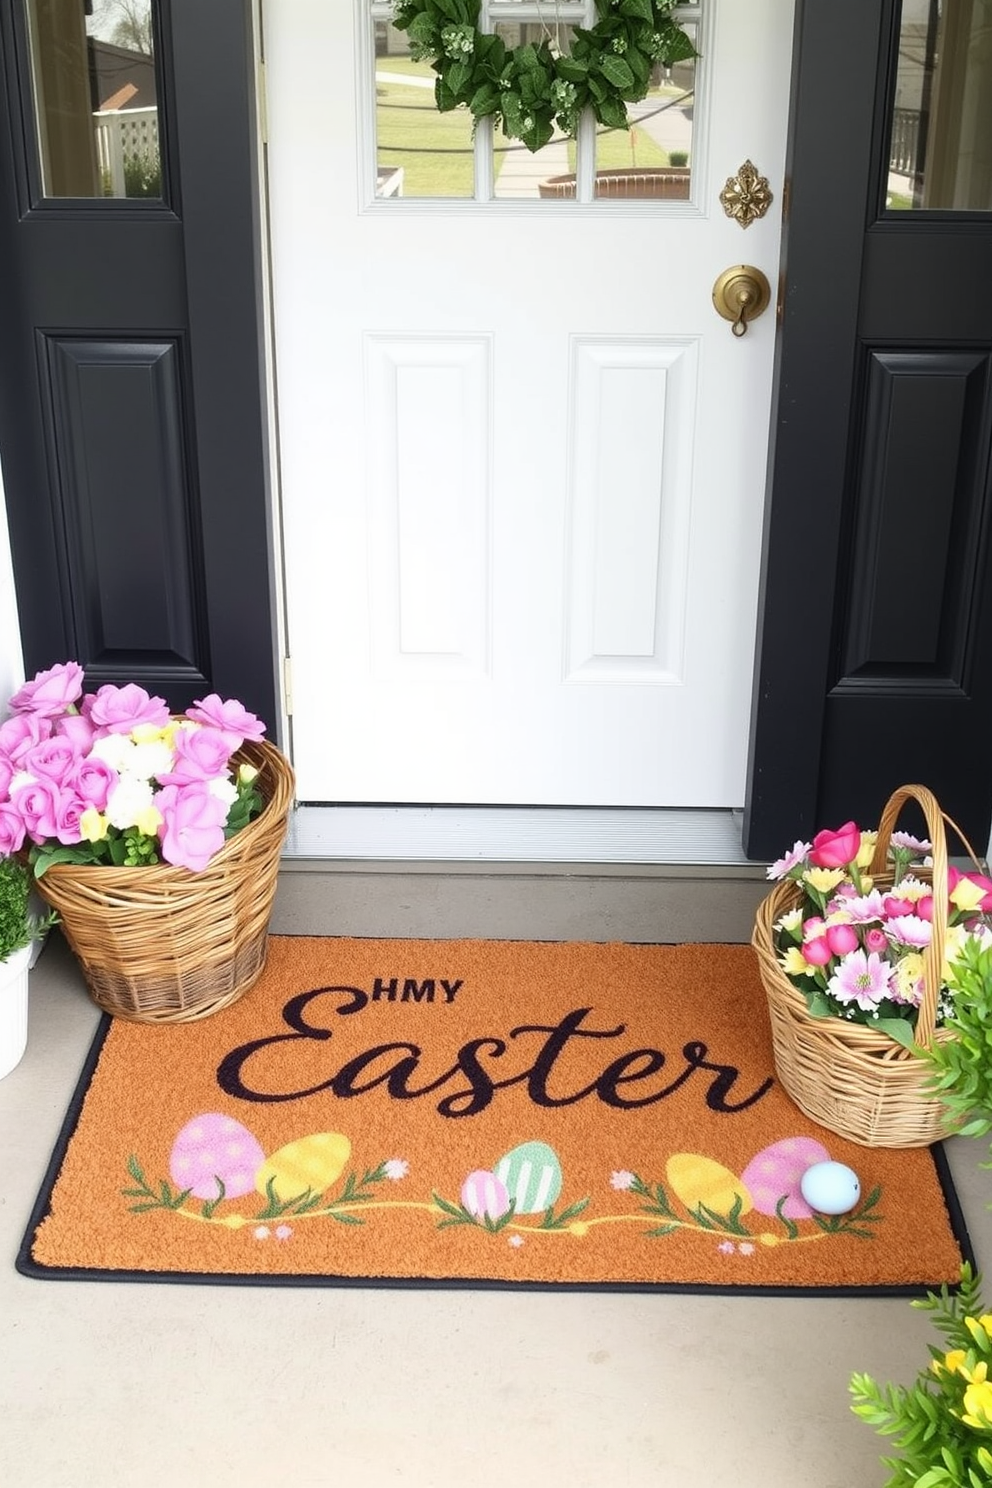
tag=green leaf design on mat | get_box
[535,1197,591,1231]
[121,1155,192,1213]
[432,1192,518,1232]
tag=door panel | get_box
[745,0,992,857]
[0,0,278,724]
[268,0,795,807]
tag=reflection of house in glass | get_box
[90,39,160,197]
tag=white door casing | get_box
[264,0,795,807]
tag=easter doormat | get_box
[17,937,972,1293]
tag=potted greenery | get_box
[0,854,56,1079]
[850,937,992,1483]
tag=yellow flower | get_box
[962,1378,992,1430]
[966,1316,992,1347]
[779,946,816,977]
[133,804,163,837]
[951,878,987,913]
[857,831,878,869]
[934,1348,968,1376]
[130,722,168,744]
[238,763,259,785]
[802,867,846,894]
[79,808,109,843]
[892,952,925,1005]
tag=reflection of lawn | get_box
[568,127,671,173]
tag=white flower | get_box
[738,1242,755,1256]
[610,1170,636,1191]
[253,1226,270,1240]
[105,775,156,830]
[384,1159,409,1180]
[508,1235,524,1248]
[90,733,137,772]
[128,739,174,779]
[207,776,238,808]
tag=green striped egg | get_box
[494,1141,563,1215]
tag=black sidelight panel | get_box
[42,336,208,689]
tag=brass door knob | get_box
[712,265,771,337]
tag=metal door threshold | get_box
[283,806,760,866]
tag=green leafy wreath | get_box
[391,0,698,155]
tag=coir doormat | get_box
[18,938,972,1293]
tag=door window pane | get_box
[26,0,161,199]
[374,18,475,199]
[887,0,992,211]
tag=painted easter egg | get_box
[461,1170,511,1222]
[800,1161,861,1216]
[665,1154,752,1218]
[494,1142,563,1215]
[255,1132,352,1201]
[169,1113,265,1201]
[740,1136,831,1220]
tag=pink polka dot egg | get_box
[169,1112,265,1201]
[739,1136,831,1220]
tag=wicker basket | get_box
[752,783,979,1148]
[32,738,294,1023]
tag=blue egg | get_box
[799,1160,861,1215]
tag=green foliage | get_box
[0,855,57,961]
[851,1265,992,1487]
[923,937,992,1156]
[391,0,697,153]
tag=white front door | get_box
[263,0,794,807]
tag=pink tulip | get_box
[883,895,914,919]
[7,661,84,717]
[802,935,834,967]
[948,866,992,912]
[156,782,229,871]
[826,922,860,956]
[809,821,862,869]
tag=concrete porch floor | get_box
[2,864,989,1488]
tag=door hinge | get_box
[257,59,268,145]
[283,656,293,716]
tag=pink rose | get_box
[186,693,266,750]
[84,683,170,734]
[0,756,11,801]
[70,756,117,810]
[863,927,888,954]
[11,775,63,844]
[24,735,80,787]
[825,922,860,956]
[8,661,84,717]
[156,726,233,785]
[0,712,53,769]
[808,821,862,869]
[0,801,26,855]
[53,711,96,754]
[52,792,85,845]
[156,782,229,871]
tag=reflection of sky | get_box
[85,1,152,46]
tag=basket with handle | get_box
[31,737,294,1024]
[751,783,980,1148]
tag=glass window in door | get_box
[26,0,161,199]
[887,0,992,211]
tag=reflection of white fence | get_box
[94,106,159,196]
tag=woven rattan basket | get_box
[32,738,294,1023]
[752,783,978,1149]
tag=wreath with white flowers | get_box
[391,0,697,155]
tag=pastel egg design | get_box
[169,1113,265,1201]
[461,1170,511,1222]
[666,1154,753,1218]
[740,1136,831,1220]
[255,1132,352,1201]
[494,1142,563,1215]
[800,1161,861,1216]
